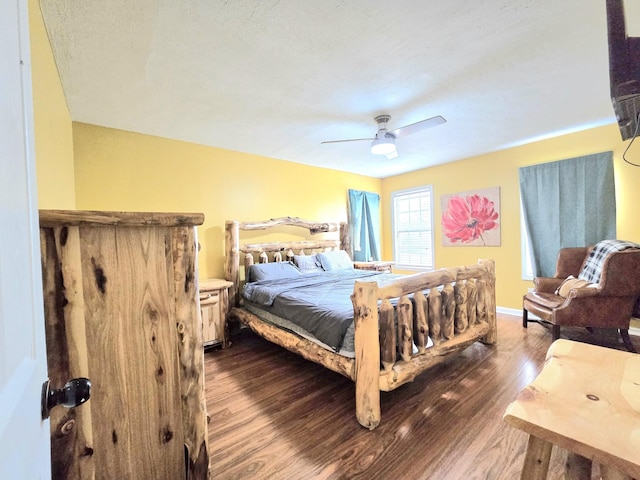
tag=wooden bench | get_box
[503,339,640,480]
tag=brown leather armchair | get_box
[522,246,640,352]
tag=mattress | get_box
[243,302,357,358]
[242,269,394,352]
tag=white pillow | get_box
[293,254,323,274]
[317,250,353,271]
[247,262,302,282]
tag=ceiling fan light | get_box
[371,136,396,156]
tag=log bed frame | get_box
[224,217,497,429]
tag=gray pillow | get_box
[293,254,323,273]
[317,250,353,271]
[247,262,302,282]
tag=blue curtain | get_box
[519,151,616,277]
[348,189,381,261]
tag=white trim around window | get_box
[391,185,435,271]
[520,195,534,280]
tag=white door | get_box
[0,0,51,478]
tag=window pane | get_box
[392,186,434,269]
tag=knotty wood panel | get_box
[80,226,184,479]
[41,226,94,479]
[172,225,209,478]
[41,210,207,480]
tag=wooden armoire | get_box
[39,210,209,479]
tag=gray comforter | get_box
[243,270,392,351]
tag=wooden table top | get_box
[503,339,640,478]
[199,278,233,292]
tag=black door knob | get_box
[41,377,91,419]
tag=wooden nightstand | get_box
[353,261,395,273]
[199,278,233,348]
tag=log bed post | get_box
[428,288,442,346]
[225,220,240,307]
[351,280,381,430]
[479,259,497,344]
[441,282,455,341]
[397,295,413,362]
[379,300,396,371]
[467,279,478,326]
[413,290,429,353]
[454,280,468,333]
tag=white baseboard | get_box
[496,306,520,317]
[631,317,640,336]
[497,306,540,320]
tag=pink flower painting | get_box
[441,188,500,246]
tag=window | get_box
[391,186,434,270]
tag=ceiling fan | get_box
[321,114,447,159]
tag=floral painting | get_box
[441,187,500,246]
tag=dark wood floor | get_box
[205,315,638,479]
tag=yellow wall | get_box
[29,0,75,208]
[72,122,382,280]
[382,123,640,310]
[72,121,640,309]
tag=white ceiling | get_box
[39,0,619,178]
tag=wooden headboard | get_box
[224,216,349,307]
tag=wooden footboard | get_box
[351,259,496,429]
[224,218,496,430]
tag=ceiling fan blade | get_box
[321,137,374,144]
[391,115,446,138]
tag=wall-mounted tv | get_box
[607,0,640,140]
